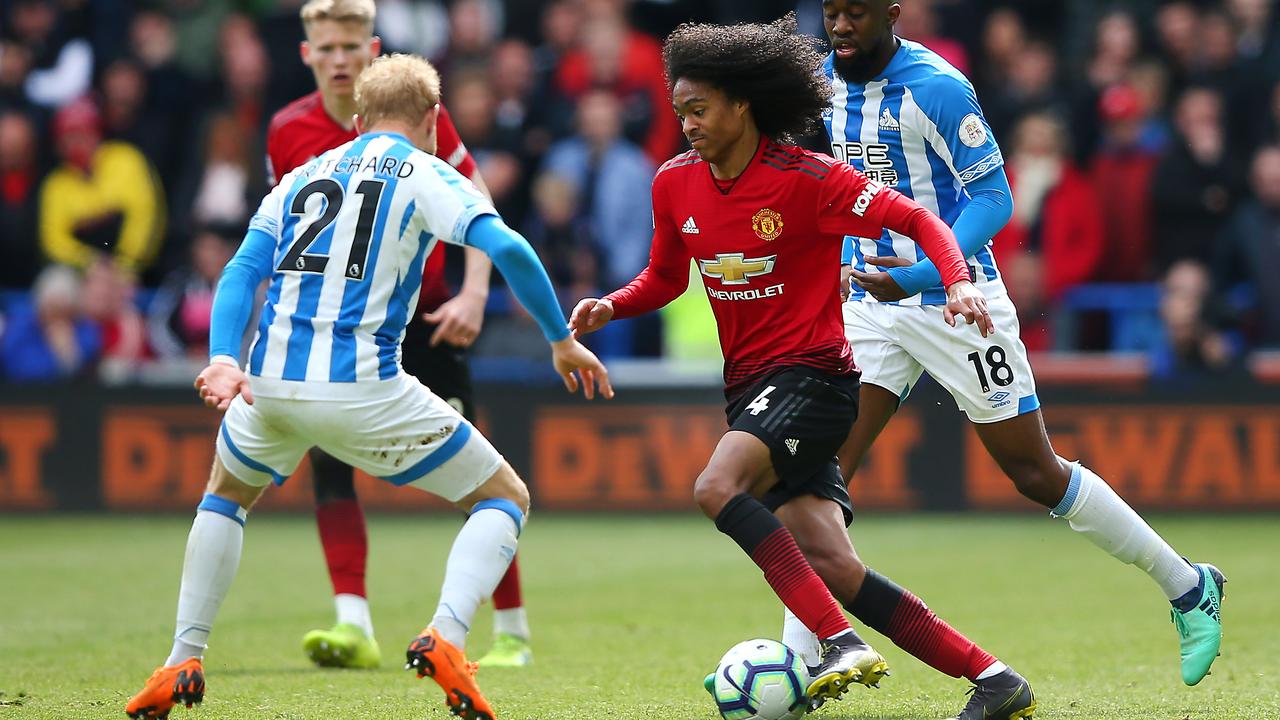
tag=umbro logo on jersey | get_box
[682,216,700,234]
[785,438,800,456]
[878,107,900,132]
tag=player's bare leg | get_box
[835,382,901,481]
[693,431,883,702]
[405,461,529,720]
[303,449,381,669]
[974,410,1223,685]
[778,494,1034,718]
[126,459,266,719]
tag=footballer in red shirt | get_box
[570,15,994,707]
[264,0,531,672]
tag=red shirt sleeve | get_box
[816,162,970,287]
[265,123,286,186]
[604,175,690,318]
[436,104,479,180]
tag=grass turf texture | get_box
[1,514,1275,719]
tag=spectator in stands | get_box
[1073,10,1142,159]
[1151,87,1241,270]
[147,225,239,362]
[38,96,165,275]
[0,40,36,112]
[1151,259,1236,380]
[442,0,500,77]
[995,112,1105,351]
[974,7,1024,101]
[1090,84,1160,282]
[554,5,680,163]
[1214,146,1280,348]
[0,111,41,288]
[81,255,148,383]
[449,70,527,225]
[1156,2,1198,96]
[895,0,968,74]
[0,265,99,382]
[374,0,449,59]
[189,112,253,227]
[542,89,654,291]
[982,39,1066,144]
[8,0,93,109]
[99,59,178,192]
[523,173,599,295]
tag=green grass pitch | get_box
[1,514,1276,719]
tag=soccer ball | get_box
[711,639,809,720]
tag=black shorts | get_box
[725,366,859,526]
[400,317,475,422]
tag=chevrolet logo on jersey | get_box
[698,253,777,285]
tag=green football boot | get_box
[302,622,382,669]
[1171,563,1226,686]
[475,632,533,668]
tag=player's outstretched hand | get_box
[423,289,486,348]
[568,298,614,338]
[849,255,911,302]
[194,362,253,412]
[551,337,614,400]
[943,280,995,337]
[839,264,853,302]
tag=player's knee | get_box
[309,449,356,504]
[693,472,742,518]
[472,461,530,515]
[804,543,863,597]
[207,458,266,509]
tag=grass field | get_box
[1,513,1276,719]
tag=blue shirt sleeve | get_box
[209,227,276,361]
[464,214,570,343]
[886,167,1013,295]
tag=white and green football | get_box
[711,638,809,720]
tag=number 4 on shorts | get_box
[746,385,777,416]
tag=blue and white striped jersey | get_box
[823,39,1006,305]
[245,131,495,397]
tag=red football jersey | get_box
[265,92,478,312]
[606,137,968,399]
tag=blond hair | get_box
[300,0,375,31]
[355,54,441,127]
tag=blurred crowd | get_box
[1,0,1278,384]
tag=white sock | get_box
[431,505,521,650]
[975,660,1007,680]
[781,607,821,669]
[335,593,374,638]
[1051,460,1200,600]
[494,607,530,641]
[166,503,246,666]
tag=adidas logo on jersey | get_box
[784,438,800,456]
[878,107,900,132]
[682,216,700,234]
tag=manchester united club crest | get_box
[751,208,784,240]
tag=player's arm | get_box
[818,163,993,334]
[199,181,291,411]
[423,105,494,347]
[463,214,612,399]
[872,164,1013,300]
[876,77,1010,298]
[570,179,690,334]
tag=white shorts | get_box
[216,372,503,501]
[843,294,1039,423]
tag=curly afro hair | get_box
[663,13,833,143]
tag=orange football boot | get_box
[405,627,495,720]
[124,657,205,719]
